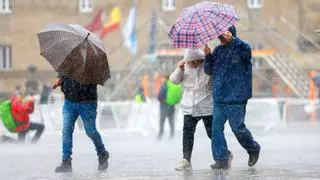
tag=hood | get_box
[228,25,237,37]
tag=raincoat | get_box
[204,26,252,103]
[170,63,213,116]
[10,96,34,132]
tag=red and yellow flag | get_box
[85,8,105,32]
[100,6,121,38]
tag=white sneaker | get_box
[175,159,192,171]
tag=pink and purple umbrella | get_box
[168,1,239,49]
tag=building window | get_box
[0,0,12,13]
[0,45,12,71]
[79,0,93,13]
[247,0,263,9]
[162,0,175,11]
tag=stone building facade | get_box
[0,0,319,98]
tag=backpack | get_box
[166,81,183,106]
[0,101,17,133]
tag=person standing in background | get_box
[157,75,182,140]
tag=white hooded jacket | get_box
[169,49,213,117]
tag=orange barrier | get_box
[285,85,292,97]
[272,77,278,97]
[155,73,162,95]
[142,75,149,97]
[309,71,317,100]
[309,71,317,123]
[252,49,274,57]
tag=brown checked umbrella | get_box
[37,23,110,85]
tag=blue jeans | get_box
[211,103,260,163]
[62,100,107,160]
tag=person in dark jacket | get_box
[39,83,52,104]
[52,73,109,173]
[313,73,320,97]
[157,75,175,140]
[39,83,52,124]
[313,72,320,121]
[14,85,22,96]
[203,26,260,169]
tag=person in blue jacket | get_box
[313,72,320,121]
[157,75,176,140]
[203,25,260,169]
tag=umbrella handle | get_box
[85,33,90,40]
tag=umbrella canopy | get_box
[37,23,110,85]
[168,1,239,48]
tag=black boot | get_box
[227,150,234,167]
[211,151,233,170]
[98,151,109,171]
[248,145,260,167]
[210,160,229,170]
[55,158,72,173]
[248,151,260,167]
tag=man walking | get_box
[53,73,109,172]
[204,26,260,169]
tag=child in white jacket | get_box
[170,49,232,171]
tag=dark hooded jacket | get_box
[204,26,252,104]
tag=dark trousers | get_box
[212,103,260,162]
[158,104,175,139]
[18,122,45,143]
[183,115,212,162]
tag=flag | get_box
[100,6,121,38]
[85,8,105,32]
[122,6,137,55]
[147,9,157,63]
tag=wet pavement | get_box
[0,123,320,180]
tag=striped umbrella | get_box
[168,1,239,48]
[37,23,110,85]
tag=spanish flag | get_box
[85,8,105,32]
[100,6,121,38]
